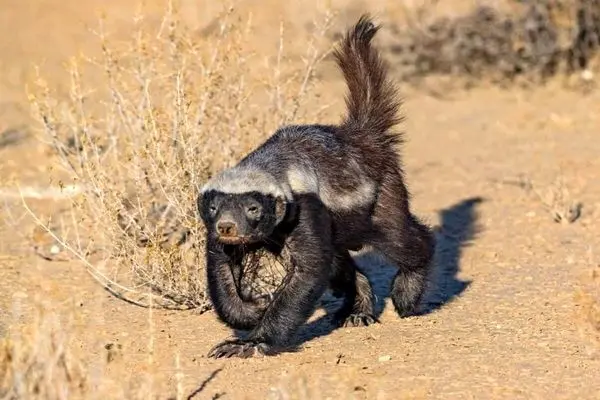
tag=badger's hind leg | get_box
[372,212,435,317]
[370,173,436,318]
[330,250,377,327]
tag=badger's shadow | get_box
[419,196,483,315]
[293,196,484,346]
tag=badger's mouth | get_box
[216,235,253,245]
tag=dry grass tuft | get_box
[23,1,334,310]
[379,0,600,89]
[575,262,600,353]
[0,297,187,400]
[498,174,582,224]
[0,304,88,399]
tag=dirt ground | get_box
[1,1,600,399]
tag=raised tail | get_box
[333,14,403,147]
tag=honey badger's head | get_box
[198,167,292,245]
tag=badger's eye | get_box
[246,205,261,218]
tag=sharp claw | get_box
[338,312,378,328]
[207,339,271,359]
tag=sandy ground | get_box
[1,1,600,399]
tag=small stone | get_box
[378,355,392,362]
[581,69,594,81]
[50,245,61,254]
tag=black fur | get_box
[197,14,435,358]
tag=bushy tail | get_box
[333,14,403,147]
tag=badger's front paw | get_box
[252,294,271,312]
[207,339,274,359]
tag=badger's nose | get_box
[217,221,237,237]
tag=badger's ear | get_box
[197,190,210,217]
[274,195,287,224]
[196,193,205,216]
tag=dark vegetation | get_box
[378,0,600,87]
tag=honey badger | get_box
[198,14,435,358]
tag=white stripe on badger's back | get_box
[286,166,319,194]
[324,180,376,210]
[202,163,376,211]
[201,166,292,201]
[285,165,376,211]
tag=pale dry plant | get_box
[0,301,87,400]
[498,174,582,223]
[24,1,335,310]
[267,373,429,400]
[536,174,583,223]
[0,295,190,400]
[574,249,600,355]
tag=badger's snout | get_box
[216,220,237,237]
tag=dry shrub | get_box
[382,0,600,88]
[25,1,334,310]
[0,297,184,400]
[498,174,582,224]
[0,305,87,399]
